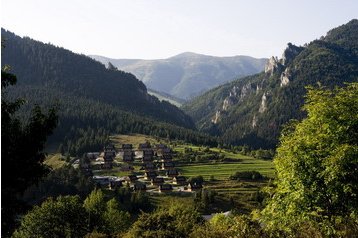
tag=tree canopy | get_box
[261,83,358,235]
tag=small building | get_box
[157,147,172,156]
[161,154,173,161]
[156,144,167,150]
[134,182,147,191]
[166,169,179,178]
[143,149,154,156]
[104,144,116,151]
[104,151,116,158]
[161,161,174,170]
[138,142,151,150]
[173,176,187,185]
[122,144,133,150]
[144,171,158,180]
[143,162,156,171]
[109,180,123,190]
[122,150,134,162]
[125,174,138,183]
[151,176,165,186]
[188,183,203,191]
[142,155,153,163]
[159,183,173,192]
[102,161,112,170]
[93,176,110,187]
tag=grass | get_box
[45,153,67,169]
[110,134,165,149]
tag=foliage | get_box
[260,83,358,235]
[22,165,95,205]
[124,203,203,238]
[187,175,204,185]
[229,171,264,181]
[103,198,131,235]
[84,189,107,231]
[13,196,88,238]
[1,67,58,236]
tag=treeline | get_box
[6,85,217,156]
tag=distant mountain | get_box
[1,29,217,156]
[90,53,267,99]
[182,19,358,148]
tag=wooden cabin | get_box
[144,171,158,180]
[157,147,172,156]
[173,176,187,185]
[142,155,153,163]
[159,183,173,192]
[151,176,165,186]
[122,150,134,162]
[125,174,138,183]
[188,183,203,191]
[161,154,173,161]
[138,142,151,150]
[86,152,100,160]
[122,144,133,150]
[161,161,174,170]
[143,162,156,171]
[166,169,179,178]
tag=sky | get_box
[1,0,358,59]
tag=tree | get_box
[83,189,106,231]
[1,67,58,236]
[12,196,88,238]
[103,198,131,235]
[261,83,358,235]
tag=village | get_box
[77,142,203,194]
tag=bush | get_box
[229,171,264,181]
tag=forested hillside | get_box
[183,19,358,148]
[1,29,217,155]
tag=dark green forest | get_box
[1,29,217,156]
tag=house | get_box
[104,151,116,158]
[122,144,133,150]
[166,169,179,177]
[142,162,156,171]
[156,144,167,150]
[161,154,173,161]
[138,142,151,150]
[134,182,147,191]
[157,147,172,156]
[122,150,134,162]
[102,160,112,169]
[104,144,116,151]
[143,149,154,156]
[151,176,164,186]
[142,155,153,163]
[109,180,123,190]
[93,176,110,187]
[159,183,173,192]
[125,174,138,183]
[188,183,203,191]
[173,176,187,185]
[161,161,174,170]
[144,171,158,180]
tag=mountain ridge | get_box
[89,52,267,99]
[182,19,358,148]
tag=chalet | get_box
[122,144,133,150]
[151,176,165,186]
[134,182,147,191]
[144,171,158,180]
[102,162,112,170]
[161,154,173,161]
[161,161,174,170]
[188,183,203,191]
[173,176,187,185]
[143,149,154,156]
[124,174,138,183]
[109,180,123,190]
[93,176,110,187]
[104,144,116,151]
[166,169,179,177]
[104,151,116,158]
[122,150,134,162]
[121,164,134,171]
[157,147,172,156]
[159,183,173,192]
[138,142,151,150]
[156,144,167,150]
[142,155,153,163]
[143,162,156,171]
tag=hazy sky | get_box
[2,0,357,59]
